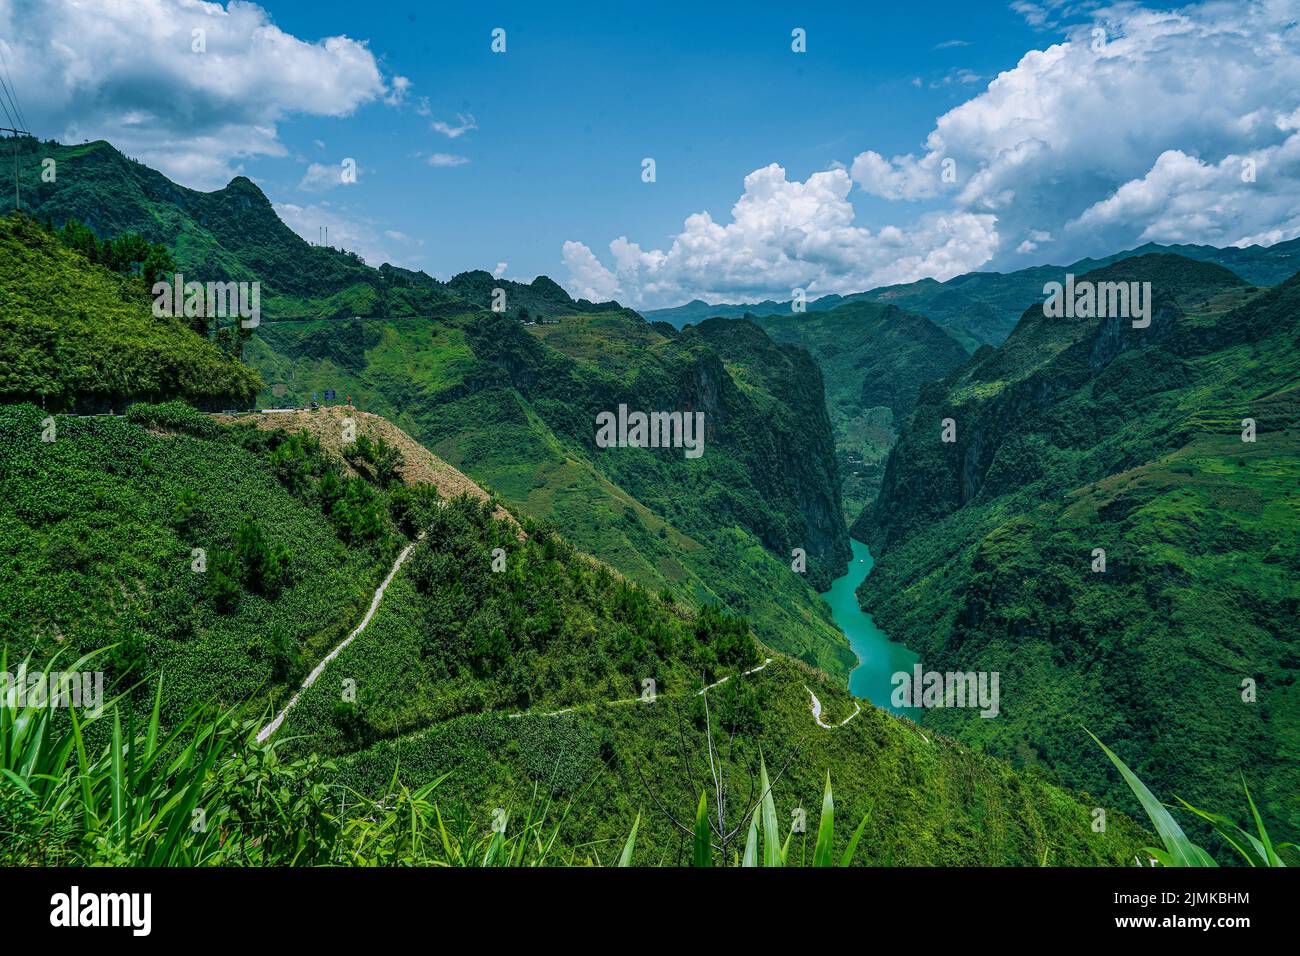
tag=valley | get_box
[4,133,1297,869]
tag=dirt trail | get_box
[256,534,423,743]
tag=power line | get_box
[0,75,14,129]
[0,42,28,131]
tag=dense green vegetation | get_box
[752,303,968,520]
[3,652,1162,867]
[276,497,761,757]
[859,254,1300,854]
[0,215,260,411]
[248,309,858,676]
[850,238,1300,347]
[1091,732,1296,867]
[325,655,1151,865]
[0,401,400,723]
[1,390,1151,866]
[8,140,1284,869]
[11,143,857,673]
[47,218,175,290]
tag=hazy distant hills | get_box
[644,236,1300,350]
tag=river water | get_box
[824,538,921,717]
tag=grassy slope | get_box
[328,655,1150,866]
[0,215,260,410]
[0,402,389,724]
[247,313,857,678]
[275,495,760,757]
[15,141,857,674]
[0,390,1154,865]
[858,255,1300,846]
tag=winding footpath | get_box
[255,534,424,744]
[255,544,859,745]
[806,685,862,728]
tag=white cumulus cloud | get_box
[562,163,998,309]
[850,0,1300,265]
[0,0,401,188]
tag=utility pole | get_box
[1,127,29,212]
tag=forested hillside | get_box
[249,308,857,675]
[0,212,1159,866]
[0,215,260,411]
[16,142,860,675]
[858,254,1300,846]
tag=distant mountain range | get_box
[643,237,1300,349]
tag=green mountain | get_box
[0,399,1148,866]
[13,138,623,321]
[17,140,859,676]
[750,303,969,520]
[0,215,259,411]
[643,236,1300,349]
[248,307,857,675]
[0,222,1156,866]
[857,253,1300,848]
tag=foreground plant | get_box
[2,651,636,866]
[1,649,338,865]
[1089,731,1294,867]
[689,757,869,867]
[336,772,625,867]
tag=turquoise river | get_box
[823,538,921,717]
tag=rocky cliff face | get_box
[752,301,970,524]
[863,254,1249,556]
[459,312,851,588]
[689,318,851,588]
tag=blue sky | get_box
[249,0,1055,280]
[6,0,1299,307]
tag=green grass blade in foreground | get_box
[759,755,782,868]
[812,772,835,867]
[618,813,640,867]
[693,791,712,867]
[1088,730,1216,867]
[839,801,872,867]
[742,812,759,867]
